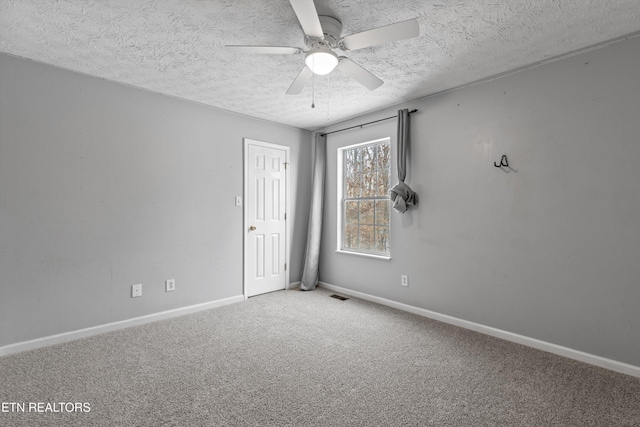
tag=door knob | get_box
[249,225,256,231]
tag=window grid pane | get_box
[341,139,391,256]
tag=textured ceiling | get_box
[1,0,639,130]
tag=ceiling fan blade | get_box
[289,0,324,39]
[225,45,303,55]
[286,67,314,95]
[336,58,383,90]
[340,18,419,51]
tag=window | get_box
[338,138,391,257]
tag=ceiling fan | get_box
[225,0,420,94]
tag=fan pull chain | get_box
[327,75,331,120]
[311,58,316,109]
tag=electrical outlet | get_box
[401,275,409,287]
[165,279,175,292]
[132,284,142,298]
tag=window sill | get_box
[336,249,391,261]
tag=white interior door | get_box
[244,140,288,297]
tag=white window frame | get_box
[336,137,391,260]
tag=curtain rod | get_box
[320,109,418,137]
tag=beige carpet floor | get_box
[1,287,639,426]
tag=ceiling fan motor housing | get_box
[306,16,343,48]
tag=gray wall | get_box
[0,54,312,347]
[319,36,640,367]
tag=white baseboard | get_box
[319,282,640,379]
[288,281,301,289]
[0,295,245,357]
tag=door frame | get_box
[243,138,291,299]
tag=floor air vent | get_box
[330,294,349,301]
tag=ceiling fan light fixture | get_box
[305,47,338,75]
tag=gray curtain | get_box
[300,133,326,291]
[389,109,418,213]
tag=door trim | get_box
[243,138,291,299]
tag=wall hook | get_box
[494,155,509,168]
